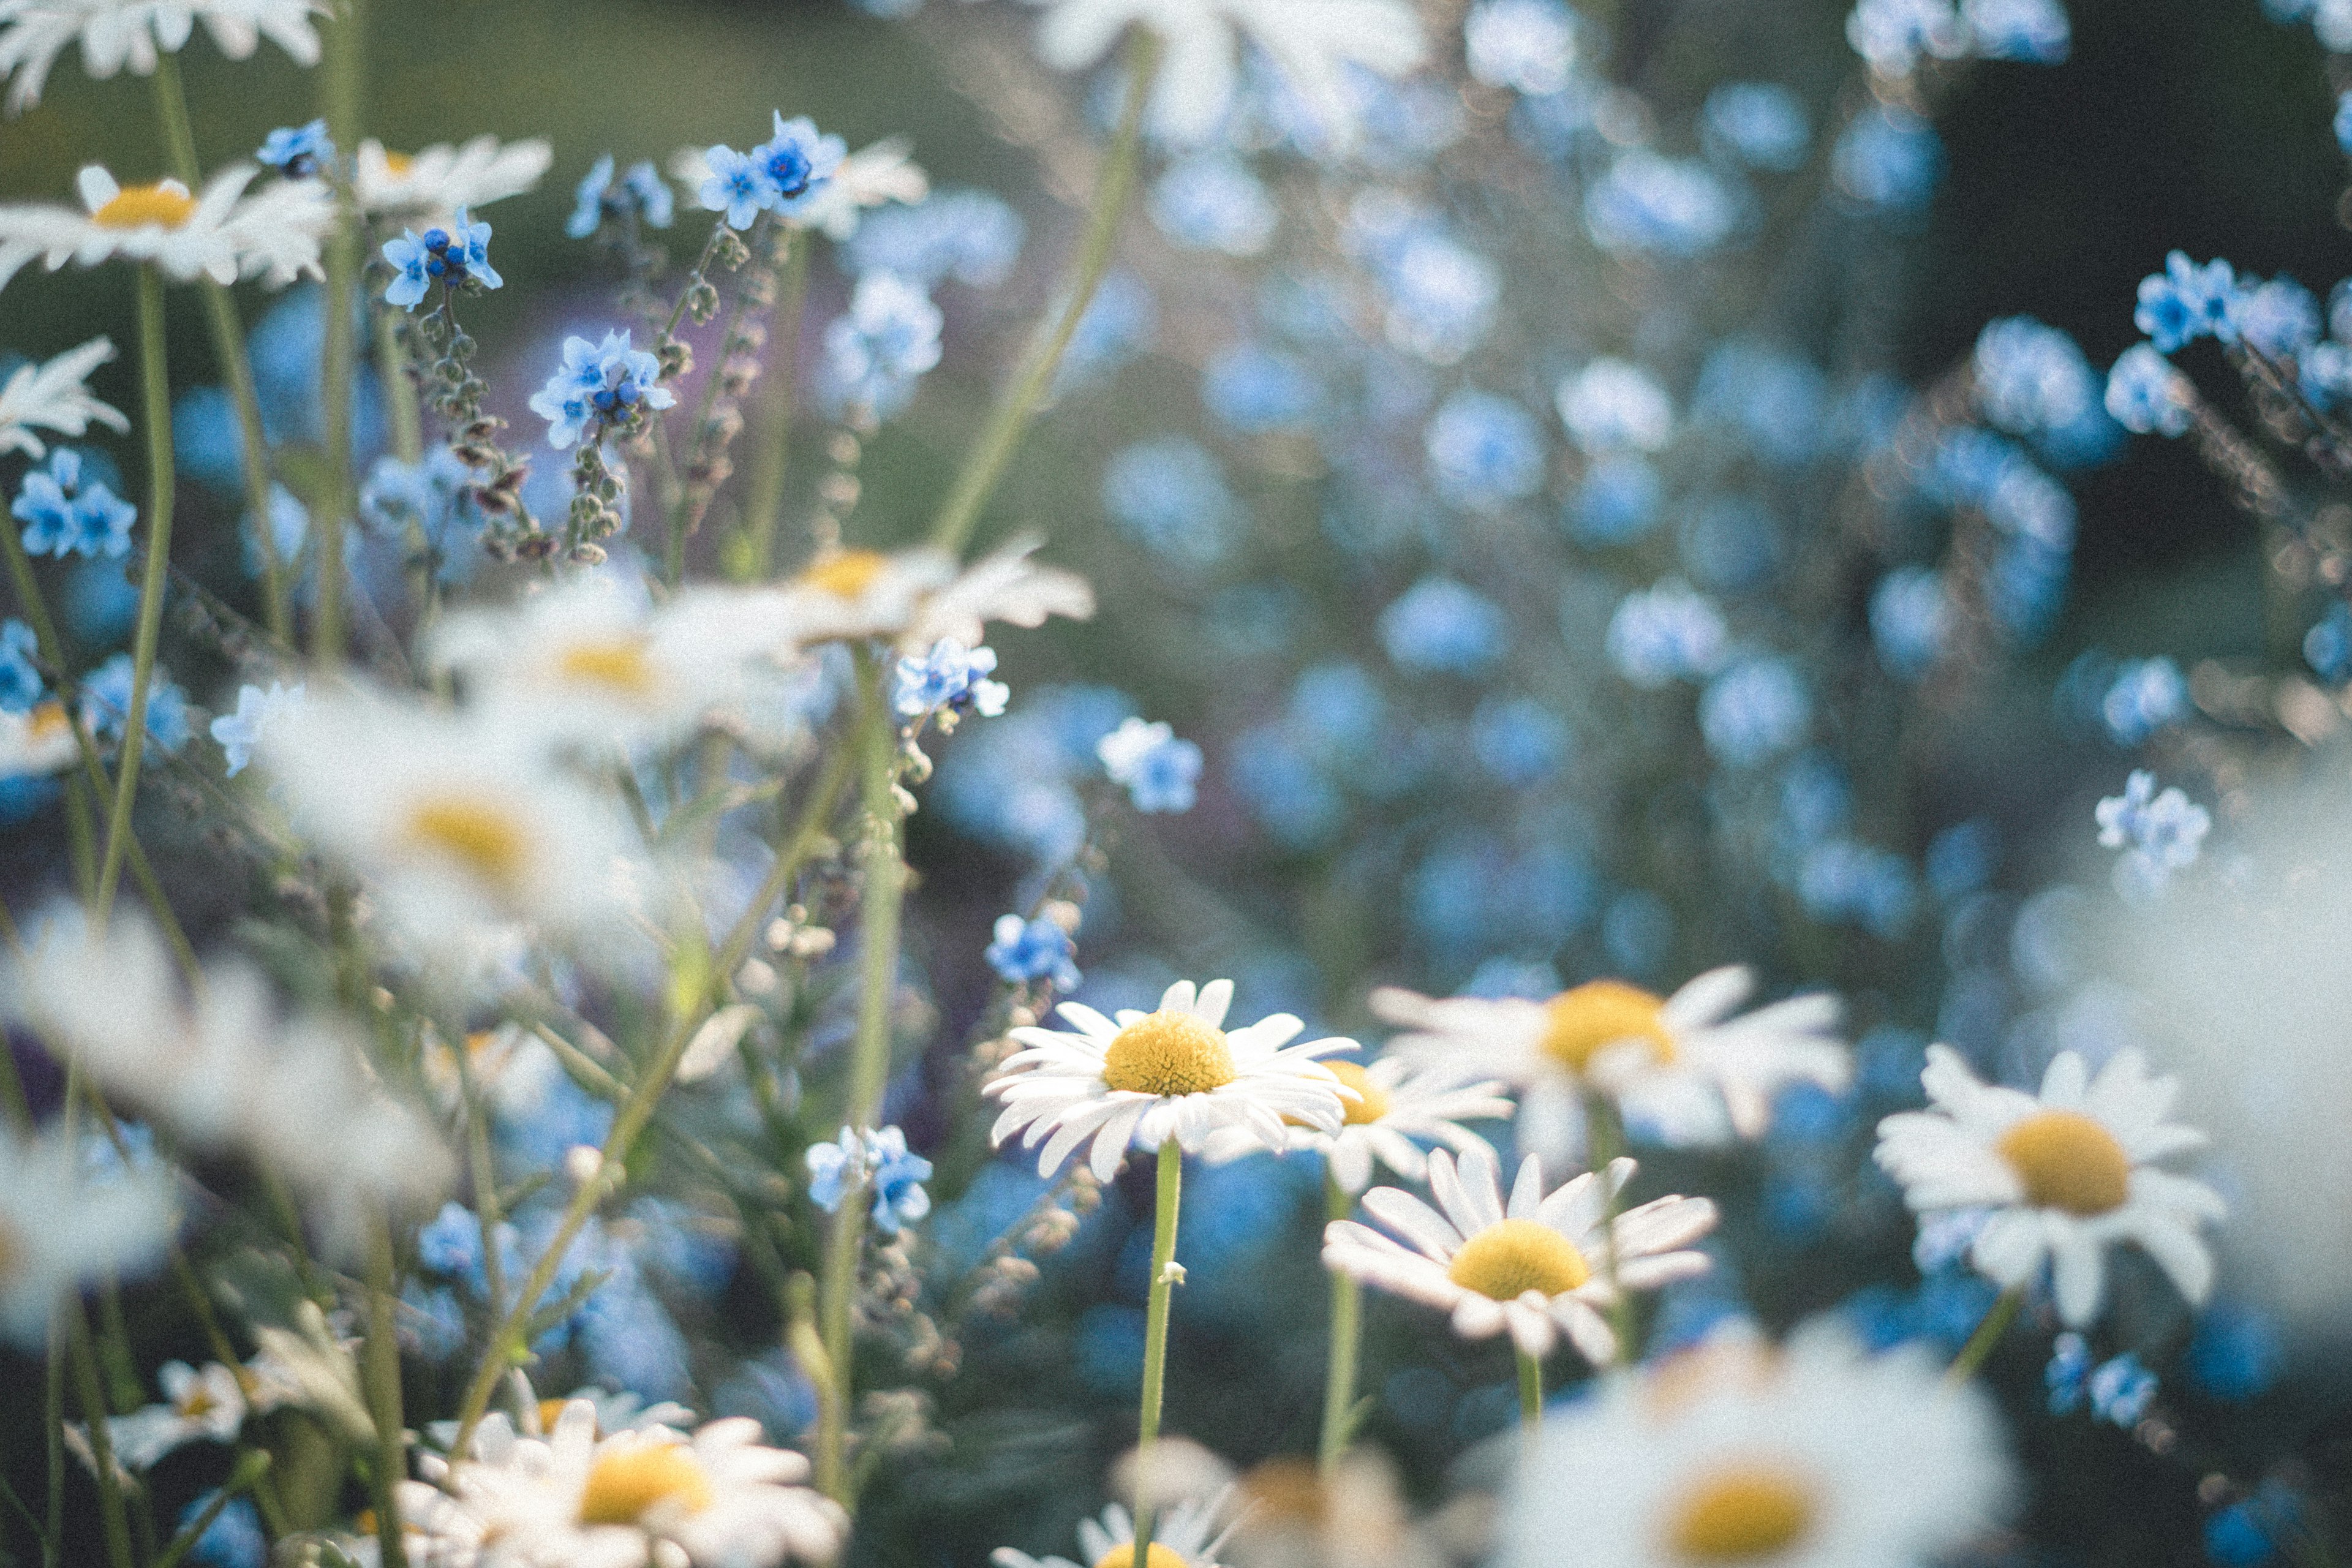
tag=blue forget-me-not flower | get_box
[382,207,501,311]
[1098,716,1203,813]
[986,913,1082,992]
[806,1126,932,1235]
[13,448,134,559]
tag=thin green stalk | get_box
[1317,1175,1361,1477]
[1945,1284,2024,1384]
[1129,1138,1185,1568]
[739,230,812,580]
[374,305,422,464]
[929,28,1159,556]
[447,744,854,1457]
[363,1221,410,1568]
[1581,1091,1635,1364]
[43,1325,61,1568]
[665,220,774,585]
[1517,1348,1543,1429]
[813,1184,862,1504]
[149,56,290,641]
[93,265,177,927]
[64,1308,135,1568]
[314,0,366,666]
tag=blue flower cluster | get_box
[699,113,845,230]
[382,209,500,312]
[528,330,677,450]
[12,448,134,559]
[805,1126,933,1235]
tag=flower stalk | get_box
[737,230,813,581]
[1319,1174,1363,1477]
[314,0,367,666]
[1946,1284,2025,1385]
[1517,1346,1544,1430]
[1131,1136,1185,1568]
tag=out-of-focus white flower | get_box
[0,699,77,778]
[0,336,127,459]
[1875,1045,2223,1327]
[247,1302,373,1443]
[1202,1055,1512,1194]
[0,1118,176,1344]
[105,1360,246,1471]
[755,537,1094,654]
[994,1490,1246,1568]
[1496,1322,2015,1568]
[1018,0,1425,149]
[0,0,325,114]
[0,162,332,293]
[354,135,552,223]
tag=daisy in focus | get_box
[1495,1322,2015,1568]
[986,977,1357,1181]
[423,1398,845,1568]
[1201,1054,1511,1194]
[993,1489,1245,1568]
[1373,967,1847,1159]
[1874,1045,2225,1327]
[0,162,331,293]
[354,134,554,224]
[0,336,126,458]
[762,536,1095,654]
[1322,1145,1715,1364]
[0,0,325,114]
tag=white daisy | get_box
[993,1488,1245,1568]
[1371,967,1847,1160]
[0,0,324,114]
[0,699,79,779]
[1322,1144,1715,1365]
[0,1118,176,1345]
[1873,1044,2225,1327]
[106,1359,246,1471]
[355,135,553,224]
[760,536,1094,654]
[0,162,331,293]
[432,1398,845,1568]
[1496,1321,2015,1568]
[255,683,655,963]
[0,335,127,459]
[1019,0,1425,148]
[986,978,1355,1181]
[1200,1055,1512,1194]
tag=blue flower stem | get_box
[362,1218,410,1568]
[92,265,178,930]
[666,219,780,585]
[928,26,1159,557]
[1517,1346,1543,1429]
[1945,1284,2025,1385]
[739,228,813,581]
[1318,1174,1363,1477]
[314,0,366,667]
[1580,1090,1637,1365]
[149,56,292,643]
[1131,1136,1186,1568]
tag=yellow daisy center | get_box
[555,635,657,697]
[1540,981,1675,1076]
[1093,1545,1189,1568]
[1994,1110,2132,1216]
[1328,1061,1389,1126]
[1666,1464,1819,1562]
[382,151,415,176]
[176,1384,217,1419]
[1446,1218,1589,1300]
[578,1442,714,1525]
[92,181,196,230]
[798,548,891,598]
[538,1398,578,1436]
[1101,1011,1237,1098]
[404,796,530,895]
[27,703,69,743]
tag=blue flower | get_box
[1966,0,2071,61]
[13,448,135,559]
[360,449,488,581]
[2099,655,2188,745]
[2105,344,2192,437]
[2095,769,2209,896]
[2189,1301,2282,1402]
[568,154,674,239]
[1700,657,1810,767]
[1585,149,1740,256]
[1702,82,1810,172]
[1098,716,1204,813]
[1869,567,1951,680]
[1379,576,1508,676]
[2337,89,2352,155]
[2135,252,2238,353]
[1148,153,1278,256]
[256,119,334,179]
[1101,437,1240,564]
[1832,105,1942,212]
[528,330,676,449]
[0,619,42,713]
[416,1200,486,1283]
[1470,695,1569,784]
[819,272,943,421]
[986,913,1081,992]
[208,680,303,778]
[1464,0,1580,95]
[2228,274,2322,360]
[1202,344,1319,432]
[2045,1330,2091,1414]
[178,1494,266,1568]
[843,189,1025,289]
[1570,455,1663,544]
[1605,579,1725,687]
[2087,1353,2158,1427]
[752,113,846,219]
[699,144,769,231]
[1054,269,1157,391]
[80,652,189,756]
[892,639,1006,720]
[805,1126,932,1235]
[1426,391,1547,511]
[381,207,500,311]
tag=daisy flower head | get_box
[986,978,1357,1180]
[1373,966,1848,1160]
[1496,1320,2015,1568]
[1322,1144,1716,1364]
[762,535,1094,654]
[0,162,331,294]
[0,0,325,115]
[354,134,552,224]
[1018,0,1427,150]
[434,1397,846,1567]
[1874,1044,2225,1327]
[0,336,127,459]
[0,698,78,778]
[0,1117,176,1345]
[993,1488,1245,1568]
[107,1359,247,1471]
[1202,1054,1512,1194]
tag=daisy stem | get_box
[1581,1091,1636,1365]
[362,1219,410,1568]
[1131,1136,1186,1568]
[1945,1284,2024,1385]
[63,1304,134,1568]
[737,227,813,581]
[91,265,177,930]
[314,0,367,668]
[927,26,1160,557]
[1318,1175,1362,1478]
[1517,1347,1544,1429]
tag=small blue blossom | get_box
[2046,1330,2092,1413]
[178,1494,266,1568]
[1913,1207,1990,1274]
[1556,359,1673,454]
[2135,252,2239,353]
[360,448,489,581]
[1426,391,1546,510]
[1833,104,1943,212]
[2105,344,2192,437]
[1869,567,1951,680]
[805,1126,933,1235]
[1964,0,2071,61]
[892,639,1007,721]
[1202,345,1319,432]
[986,913,1081,992]
[752,113,846,221]
[1700,657,1810,767]
[1702,82,1810,172]
[2095,769,2209,896]
[1585,150,1740,257]
[843,189,1025,289]
[381,207,500,311]
[528,330,677,450]
[819,272,943,421]
[567,154,674,239]
[1379,576,1509,676]
[2088,1352,2158,1427]
[80,652,190,756]
[699,144,769,230]
[2188,1301,2282,1402]
[208,680,303,778]
[2337,89,2352,154]
[416,1200,486,1283]
[0,619,43,712]
[1053,269,1159,392]
[2100,655,2188,744]
[2206,1503,2280,1568]
[1569,456,1663,545]
[1605,579,1726,687]
[255,119,334,179]
[1102,437,1240,564]
[1470,695,1569,785]
[13,448,135,559]
[1697,340,1827,466]
[1150,154,1278,256]
[1974,316,2110,453]
[1098,715,1204,813]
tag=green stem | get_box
[64,1308,134,1568]
[1945,1284,2024,1385]
[740,232,812,581]
[813,1182,862,1505]
[1517,1347,1543,1429]
[374,303,423,464]
[363,1221,409,1568]
[927,27,1159,556]
[93,266,176,928]
[1317,1175,1360,1477]
[1130,1137,1184,1568]
[1581,1091,1635,1365]
[314,0,366,667]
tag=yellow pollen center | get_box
[1093,1546,1189,1568]
[555,636,657,697]
[538,1398,576,1435]
[27,703,68,742]
[799,548,891,598]
[1328,1061,1389,1126]
[383,151,415,176]
[1540,980,1675,1076]
[1100,1011,1237,1097]
[92,182,196,230]
[1667,1465,1819,1562]
[404,797,530,894]
[578,1443,714,1525]
[177,1387,217,1419]
[1995,1110,2132,1216]
[1446,1218,1589,1300]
